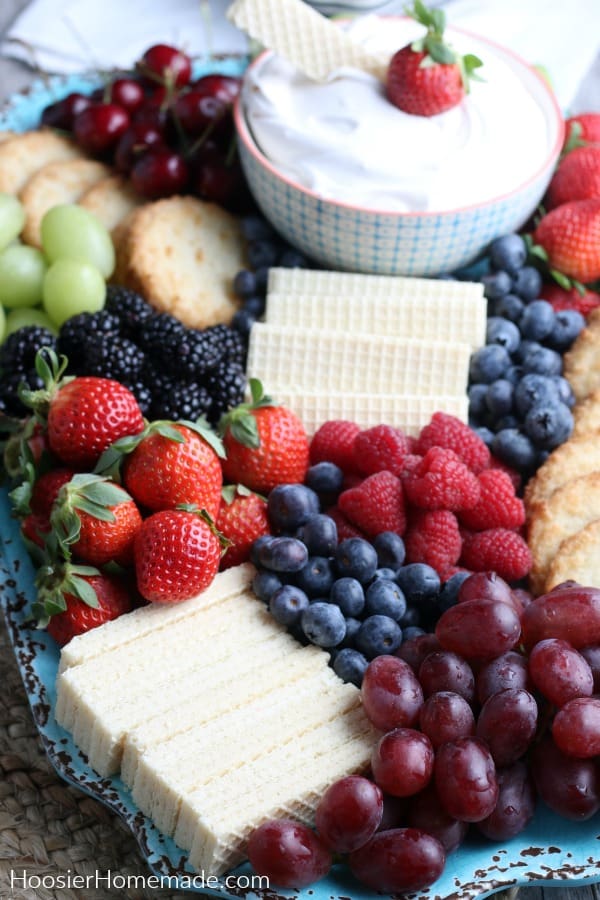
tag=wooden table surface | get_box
[1,1,599,899]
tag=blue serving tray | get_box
[1,69,600,900]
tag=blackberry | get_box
[0,326,56,374]
[122,379,153,418]
[206,360,247,424]
[204,324,247,366]
[86,334,146,382]
[57,311,121,372]
[0,369,44,418]
[139,312,186,363]
[151,379,212,421]
[104,285,154,339]
[175,329,222,380]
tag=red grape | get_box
[435,738,499,822]
[361,656,424,731]
[407,784,468,852]
[109,78,145,112]
[552,696,600,757]
[458,571,515,609]
[476,688,537,766]
[139,44,192,88]
[436,598,521,661]
[247,819,331,888]
[349,828,445,892]
[377,793,407,831]
[476,650,530,704]
[371,728,434,797]
[418,691,475,749]
[315,776,383,853]
[521,584,600,649]
[532,736,600,820]
[418,650,475,703]
[528,638,594,707]
[477,761,536,840]
[73,103,130,154]
[130,149,189,198]
[579,644,600,690]
[395,632,440,673]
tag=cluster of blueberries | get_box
[465,233,585,472]
[251,475,467,688]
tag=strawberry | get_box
[217,485,270,570]
[338,471,406,538]
[310,420,362,474]
[541,281,600,318]
[51,473,142,566]
[134,507,223,603]
[119,421,224,517]
[564,113,600,149]
[353,424,410,477]
[533,199,600,284]
[21,512,51,548]
[220,380,309,494]
[30,468,75,519]
[386,1,482,117]
[33,567,132,646]
[546,146,600,209]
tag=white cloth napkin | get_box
[2,0,599,112]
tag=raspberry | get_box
[326,505,366,541]
[460,528,532,582]
[353,424,410,476]
[338,471,406,538]
[416,413,490,473]
[310,420,361,474]
[487,454,521,492]
[459,470,525,531]
[404,510,462,576]
[402,447,480,511]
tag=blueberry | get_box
[340,616,362,648]
[252,569,283,603]
[492,428,537,470]
[297,514,338,557]
[355,615,402,659]
[513,265,542,301]
[269,584,310,626]
[335,538,379,584]
[482,270,513,301]
[364,579,407,621]
[333,647,369,687]
[494,414,520,431]
[268,483,320,532]
[438,571,471,612]
[329,577,365,617]
[301,601,346,648]
[247,239,279,270]
[295,556,335,597]
[486,317,521,353]
[233,269,257,299]
[537,449,551,466]
[250,534,277,565]
[489,233,527,275]
[474,425,494,446]
[231,308,256,336]
[493,293,525,323]
[278,248,309,268]
[524,402,573,449]
[402,625,426,641]
[552,375,576,409]
[305,461,344,496]
[468,383,488,419]
[396,563,441,603]
[518,300,555,341]
[514,373,560,418]
[521,345,562,376]
[546,309,585,352]
[258,536,308,573]
[241,214,275,242]
[254,266,269,294]
[514,340,542,363]
[485,379,514,417]
[398,606,422,628]
[373,531,406,571]
[504,364,525,386]
[244,295,266,318]
[469,345,511,384]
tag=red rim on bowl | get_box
[234,19,565,218]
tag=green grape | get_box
[0,304,5,343]
[41,204,115,279]
[0,244,47,308]
[43,259,106,327]
[5,306,57,337]
[0,193,25,251]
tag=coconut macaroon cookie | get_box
[0,129,84,194]
[79,174,145,233]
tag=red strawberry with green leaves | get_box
[51,473,142,566]
[386,0,482,117]
[134,506,225,603]
[546,146,600,209]
[338,470,406,538]
[220,380,309,494]
[541,282,600,318]
[217,484,270,569]
[96,419,224,518]
[564,113,600,150]
[17,467,76,549]
[533,199,600,284]
[33,566,132,646]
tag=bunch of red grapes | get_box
[248,574,600,893]
[41,44,247,208]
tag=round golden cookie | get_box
[113,196,245,329]
[0,129,84,195]
[79,174,144,234]
[572,386,600,439]
[545,519,600,591]
[524,434,600,512]
[527,471,600,595]
[563,307,600,402]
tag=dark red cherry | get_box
[130,148,189,198]
[114,123,165,173]
[109,78,145,112]
[192,74,241,105]
[41,92,93,130]
[193,155,251,211]
[173,89,230,136]
[139,44,192,88]
[73,103,130,155]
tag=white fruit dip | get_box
[241,16,557,213]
